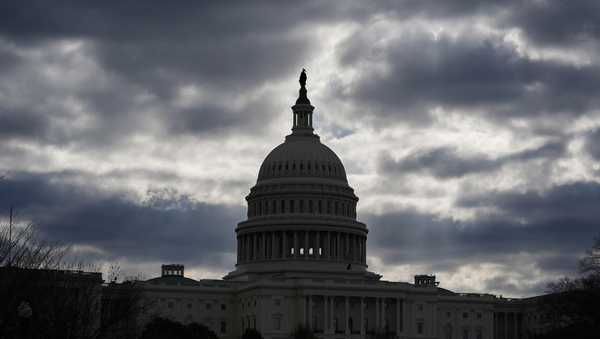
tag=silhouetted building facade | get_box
[138,72,544,339]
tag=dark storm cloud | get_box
[0,1,347,148]
[0,171,243,269]
[504,0,600,46]
[0,1,356,92]
[366,181,600,278]
[334,31,600,126]
[379,140,566,179]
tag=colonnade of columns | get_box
[302,295,404,337]
[248,197,357,219]
[493,312,522,339]
[237,230,367,265]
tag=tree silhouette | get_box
[290,325,317,339]
[0,221,144,339]
[140,318,218,339]
[537,236,600,338]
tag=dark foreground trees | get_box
[0,222,144,339]
[290,325,316,339]
[140,318,218,339]
[241,328,264,339]
[537,237,600,338]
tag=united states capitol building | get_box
[138,72,542,339]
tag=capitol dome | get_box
[225,70,371,280]
[257,135,348,183]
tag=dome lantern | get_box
[291,69,315,135]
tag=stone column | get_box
[245,235,250,261]
[346,234,350,260]
[254,233,258,260]
[316,231,320,258]
[324,296,328,333]
[431,302,437,337]
[282,231,287,258]
[355,235,359,262]
[381,299,386,331]
[308,295,313,330]
[330,297,334,333]
[505,313,508,339]
[337,233,341,259]
[327,231,331,259]
[396,298,400,335]
[364,238,367,263]
[305,231,309,258]
[237,237,242,262]
[271,232,276,260]
[345,296,350,335]
[375,298,380,332]
[262,232,267,259]
[248,234,252,260]
[301,295,307,326]
[294,231,298,258]
[360,297,365,338]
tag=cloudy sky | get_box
[1,1,600,297]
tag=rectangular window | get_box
[273,316,282,330]
[221,303,227,311]
[220,321,226,333]
[206,303,211,310]
[463,329,469,339]
[463,312,468,319]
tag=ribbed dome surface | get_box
[257,135,347,183]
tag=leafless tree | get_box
[0,218,146,339]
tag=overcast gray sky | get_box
[1,0,600,297]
